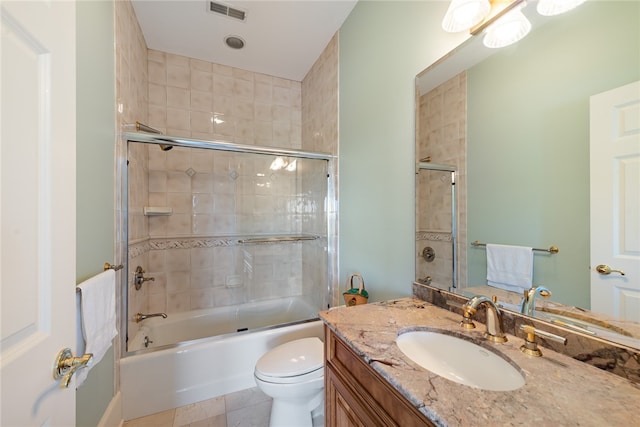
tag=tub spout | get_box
[135,312,167,323]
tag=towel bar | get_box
[238,235,319,244]
[76,264,122,293]
[471,240,559,254]
[104,262,124,271]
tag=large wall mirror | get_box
[415,1,639,348]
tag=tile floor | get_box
[122,387,272,427]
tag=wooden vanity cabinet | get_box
[324,326,435,427]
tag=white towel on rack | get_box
[486,244,533,293]
[75,269,117,387]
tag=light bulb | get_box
[537,0,586,16]
[483,6,531,48]
[442,0,491,32]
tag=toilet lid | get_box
[255,337,323,378]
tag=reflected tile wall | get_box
[416,72,468,288]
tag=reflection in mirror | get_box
[415,1,640,349]
[415,164,457,291]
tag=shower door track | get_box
[123,131,334,161]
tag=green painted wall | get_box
[467,1,640,307]
[76,1,116,426]
[338,1,467,301]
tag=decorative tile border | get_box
[129,235,325,259]
[416,231,452,242]
[128,240,150,259]
[148,237,236,250]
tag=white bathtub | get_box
[128,297,320,351]
[120,298,324,420]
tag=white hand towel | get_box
[486,244,533,293]
[75,269,117,387]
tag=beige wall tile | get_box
[191,90,213,112]
[127,28,337,319]
[167,87,190,109]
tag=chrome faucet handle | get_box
[134,266,155,290]
[135,312,168,323]
[519,324,567,357]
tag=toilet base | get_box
[269,390,323,427]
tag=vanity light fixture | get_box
[442,0,585,48]
[441,0,492,32]
[536,0,585,16]
[482,3,531,48]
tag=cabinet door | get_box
[327,366,380,427]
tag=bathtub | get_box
[120,297,324,420]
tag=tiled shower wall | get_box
[128,148,328,319]
[302,34,339,307]
[415,71,468,289]
[146,49,302,147]
[121,7,339,339]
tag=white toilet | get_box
[254,337,325,427]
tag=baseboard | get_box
[97,391,123,427]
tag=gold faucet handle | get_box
[519,325,567,357]
[460,310,476,329]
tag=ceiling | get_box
[132,0,358,82]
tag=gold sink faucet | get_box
[462,295,508,343]
[521,285,551,316]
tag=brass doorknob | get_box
[595,264,626,276]
[53,348,93,388]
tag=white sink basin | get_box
[396,329,525,391]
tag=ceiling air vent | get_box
[208,1,246,21]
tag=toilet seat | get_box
[255,365,323,384]
[254,337,323,384]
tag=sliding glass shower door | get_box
[415,164,457,292]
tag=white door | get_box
[590,80,640,322]
[1,1,77,425]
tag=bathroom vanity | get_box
[320,297,640,426]
[325,324,433,426]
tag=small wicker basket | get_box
[343,273,369,306]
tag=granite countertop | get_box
[320,298,640,426]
